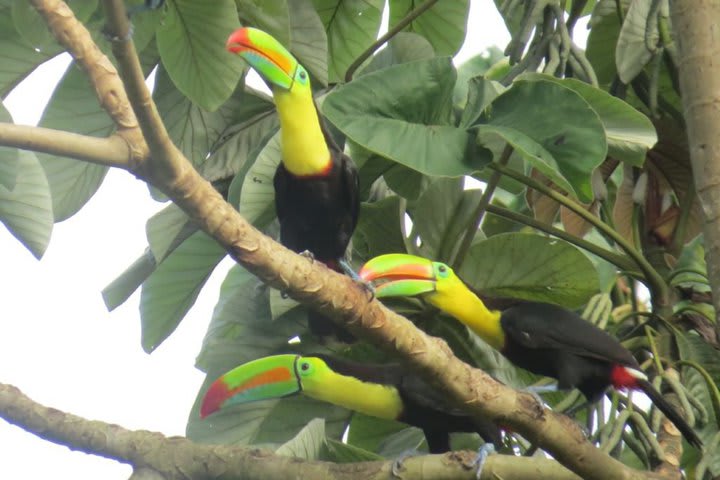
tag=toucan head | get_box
[359,254,465,308]
[200,354,331,418]
[226,27,310,94]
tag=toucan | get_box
[359,253,703,449]
[226,28,359,343]
[201,353,501,455]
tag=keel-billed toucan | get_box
[359,254,703,448]
[201,353,501,454]
[226,28,359,343]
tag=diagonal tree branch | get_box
[0,381,582,480]
[13,1,667,479]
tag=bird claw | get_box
[524,384,557,410]
[338,259,375,299]
[299,250,316,263]
[472,443,495,480]
[391,449,421,478]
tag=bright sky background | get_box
[0,3,588,478]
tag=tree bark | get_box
[671,0,720,331]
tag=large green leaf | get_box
[359,32,435,77]
[520,74,656,166]
[11,0,98,51]
[145,203,195,263]
[410,177,484,263]
[347,413,408,453]
[236,0,290,47]
[287,0,328,86]
[323,58,487,177]
[458,75,505,128]
[153,65,243,168]
[156,0,245,111]
[353,196,406,263]
[453,47,505,108]
[325,438,383,462]
[0,102,18,189]
[237,131,280,227]
[36,63,113,221]
[586,0,626,85]
[101,249,156,311]
[670,236,709,293]
[0,150,52,259]
[140,232,226,352]
[0,12,62,97]
[276,418,326,459]
[459,232,600,307]
[615,0,656,84]
[479,78,607,202]
[312,0,384,83]
[389,0,469,56]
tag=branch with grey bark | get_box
[0,382,582,480]
[0,0,675,479]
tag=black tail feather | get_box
[637,379,703,448]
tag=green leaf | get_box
[236,0,291,47]
[670,236,710,293]
[238,131,281,228]
[156,0,245,111]
[323,58,487,177]
[520,74,656,166]
[383,163,429,200]
[154,64,243,170]
[459,232,600,307]
[325,438,383,462]
[11,0,98,50]
[458,75,505,128]
[586,0,625,85]
[312,0,384,83]
[353,196,406,262]
[140,232,225,352]
[481,79,607,202]
[145,203,196,263]
[360,32,435,77]
[615,0,656,84]
[347,412,408,453]
[287,0,328,86]
[0,102,18,189]
[377,427,425,457]
[454,48,505,107]
[0,12,62,97]
[389,0,469,56]
[410,177,484,263]
[101,249,156,311]
[0,150,52,259]
[36,63,112,221]
[276,418,326,459]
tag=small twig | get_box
[344,0,440,82]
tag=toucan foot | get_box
[524,384,557,410]
[472,443,495,480]
[299,250,316,263]
[102,23,135,42]
[338,259,375,299]
[391,449,422,478]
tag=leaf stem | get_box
[485,204,639,273]
[488,162,669,303]
[344,0,440,82]
[451,144,513,269]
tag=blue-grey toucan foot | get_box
[473,443,495,480]
[338,259,375,298]
[127,0,166,16]
[524,384,558,410]
[299,250,316,262]
[391,448,422,478]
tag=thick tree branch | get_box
[0,123,129,168]
[671,0,720,331]
[16,1,666,479]
[0,382,581,480]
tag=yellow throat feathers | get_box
[273,88,332,176]
[427,277,505,350]
[301,363,404,420]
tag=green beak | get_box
[359,254,437,298]
[226,27,298,90]
[200,354,301,418]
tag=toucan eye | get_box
[301,362,310,371]
[438,265,446,273]
[299,70,307,80]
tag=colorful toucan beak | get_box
[226,27,298,90]
[359,254,437,298]
[200,354,301,418]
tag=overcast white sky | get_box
[0,3,587,478]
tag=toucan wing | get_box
[500,302,638,367]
